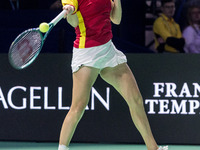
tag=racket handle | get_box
[50,10,67,26]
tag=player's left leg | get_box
[100,63,159,150]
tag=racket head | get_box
[8,28,44,70]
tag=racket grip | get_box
[50,10,67,26]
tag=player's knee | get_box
[70,102,87,116]
[128,94,144,108]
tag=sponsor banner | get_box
[0,53,200,144]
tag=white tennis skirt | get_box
[71,40,127,73]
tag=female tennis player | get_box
[58,0,168,150]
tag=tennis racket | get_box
[8,10,67,70]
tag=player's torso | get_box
[74,0,112,48]
[78,0,111,18]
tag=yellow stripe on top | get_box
[61,0,78,14]
[76,11,86,48]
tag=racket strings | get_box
[10,30,42,68]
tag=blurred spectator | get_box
[182,5,200,53]
[153,0,185,53]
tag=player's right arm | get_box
[62,0,79,27]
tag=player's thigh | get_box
[71,66,100,110]
[100,63,141,102]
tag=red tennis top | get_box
[62,0,113,48]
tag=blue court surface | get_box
[0,142,200,150]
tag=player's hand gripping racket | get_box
[8,10,67,69]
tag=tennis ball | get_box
[39,22,49,33]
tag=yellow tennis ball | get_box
[39,22,49,33]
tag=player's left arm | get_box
[110,0,122,25]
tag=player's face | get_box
[190,7,200,24]
[161,2,175,18]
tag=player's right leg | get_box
[58,66,100,150]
